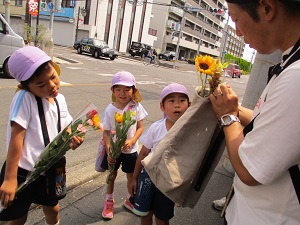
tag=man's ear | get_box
[260,0,277,21]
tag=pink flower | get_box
[111,130,116,135]
[77,124,87,133]
[87,119,93,126]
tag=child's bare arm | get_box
[0,122,25,208]
[123,120,144,152]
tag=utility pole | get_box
[196,6,207,56]
[173,4,186,69]
[75,7,80,42]
[35,0,40,46]
[220,15,230,62]
[4,0,10,24]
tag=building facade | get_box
[0,0,245,58]
[0,0,157,53]
[220,24,245,59]
[149,0,228,59]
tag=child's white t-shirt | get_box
[6,90,72,171]
[102,100,148,154]
[139,118,167,153]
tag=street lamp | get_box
[75,7,87,42]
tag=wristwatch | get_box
[219,114,240,128]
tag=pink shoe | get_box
[102,200,114,219]
[123,197,134,212]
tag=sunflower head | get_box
[195,55,216,75]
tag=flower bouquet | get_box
[195,55,228,97]
[16,103,103,195]
[141,55,229,208]
[106,110,136,183]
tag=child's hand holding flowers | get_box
[106,110,136,183]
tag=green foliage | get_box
[23,24,52,47]
[224,53,252,74]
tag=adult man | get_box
[210,0,300,224]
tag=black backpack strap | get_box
[289,165,300,204]
[53,98,61,132]
[36,96,50,146]
[36,97,61,146]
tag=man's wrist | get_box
[218,114,240,128]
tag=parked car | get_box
[0,14,25,78]
[129,41,153,58]
[224,63,242,78]
[73,38,118,60]
[158,51,176,61]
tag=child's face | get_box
[160,93,189,122]
[28,64,60,98]
[112,85,134,104]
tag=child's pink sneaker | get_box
[123,197,134,212]
[102,200,114,219]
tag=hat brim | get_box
[53,62,61,76]
[111,88,142,102]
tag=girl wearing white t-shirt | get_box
[100,71,148,220]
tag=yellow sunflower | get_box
[195,55,216,75]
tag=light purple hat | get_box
[111,71,142,102]
[8,46,51,83]
[112,71,136,87]
[161,83,189,101]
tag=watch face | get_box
[223,115,231,123]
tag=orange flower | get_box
[115,112,123,123]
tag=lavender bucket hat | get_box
[111,71,142,102]
[161,83,189,102]
[8,46,60,83]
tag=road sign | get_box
[48,2,54,9]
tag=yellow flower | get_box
[131,111,136,117]
[92,114,101,127]
[195,55,216,75]
[115,112,123,123]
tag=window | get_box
[148,28,157,37]
[15,0,22,6]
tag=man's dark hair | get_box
[21,61,54,91]
[226,0,300,22]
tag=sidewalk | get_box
[25,150,234,225]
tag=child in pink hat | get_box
[130,83,189,225]
[0,46,83,224]
[100,71,148,219]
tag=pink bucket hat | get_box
[111,71,142,102]
[161,83,189,102]
[8,46,60,83]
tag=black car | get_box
[129,41,153,58]
[158,51,176,61]
[73,38,118,60]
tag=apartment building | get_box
[149,0,227,59]
[0,0,156,53]
[220,24,245,59]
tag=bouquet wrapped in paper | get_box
[16,102,103,195]
[106,110,136,183]
[142,55,229,208]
